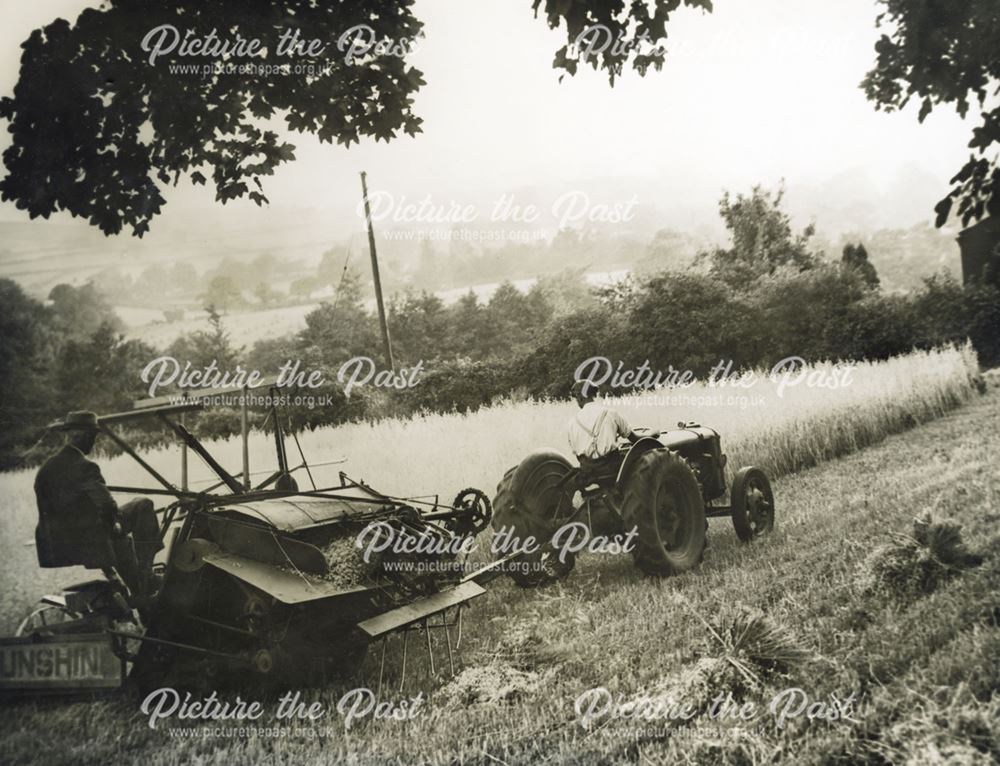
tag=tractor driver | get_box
[34,411,163,606]
[568,381,651,480]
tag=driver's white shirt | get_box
[568,401,631,459]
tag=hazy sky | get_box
[0,0,977,244]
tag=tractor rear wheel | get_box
[620,449,706,576]
[491,451,576,587]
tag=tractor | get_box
[491,423,775,586]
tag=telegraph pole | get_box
[359,171,395,371]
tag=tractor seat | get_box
[576,453,624,491]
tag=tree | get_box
[388,291,450,362]
[0,1,718,238]
[517,305,630,398]
[0,2,425,236]
[91,266,134,302]
[290,276,320,302]
[251,253,278,279]
[299,269,378,367]
[169,261,199,294]
[0,280,55,454]
[209,256,255,291]
[200,275,242,312]
[637,229,699,275]
[862,0,1000,226]
[532,268,598,316]
[833,224,960,291]
[134,263,170,301]
[630,271,757,374]
[749,263,871,363]
[253,281,279,307]
[48,282,124,338]
[165,306,241,372]
[485,281,552,357]
[841,243,880,289]
[317,247,349,286]
[55,322,156,414]
[910,272,1000,366]
[449,291,493,358]
[534,0,713,82]
[702,184,819,287]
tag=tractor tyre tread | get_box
[620,449,706,577]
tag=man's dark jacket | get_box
[34,445,118,568]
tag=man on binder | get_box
[34,411,162,605]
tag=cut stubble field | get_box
[0,346,997,765]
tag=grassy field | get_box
[0,347,996,764]
[122,302,323,349]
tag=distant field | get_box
[122,302,324,349]
[0,346,994,765]
[119,269,631,349]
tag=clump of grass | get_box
[860,515,982,600]
[663,605,811,711]
[700,606,811,688]
[436,619,564,708]
[437,663,545,707]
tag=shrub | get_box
[911,273,1000,367]
[401,358,512,413]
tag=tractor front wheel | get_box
[620,449,706,576]
[730,466,775,542]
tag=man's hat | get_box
[56,411,100,432]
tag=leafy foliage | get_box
[702,184,819,287]
[862,0,1000,225]
[828,223,958,291]
[631,271,756,373]
[199,276,243,313]
[401,358,510,413]
[54,322,156,415]
[0,280,56,460]
[841,242,880,289]
[0,1,425,236]
[48,283,124,338]
[533,0,713,82]
[1,0,997,238]
[165,306,242,371]
[298,267,379,369]
[5,181,1000,465]
[910,272,1000,366]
